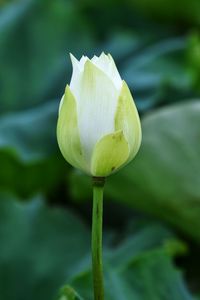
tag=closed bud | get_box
[57,53,142,177]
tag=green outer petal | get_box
[57,86,89,173]
[115,81,142,163]
[91,130,129,177]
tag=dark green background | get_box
[0,0,200,299]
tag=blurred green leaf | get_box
[0,150,67,198]
[0,193,90,300]
[70,225,191,300]
[0,101,68,197]
[0,0,95,113]
[70,101,200,242]
[108,100,200,241]
[0,101,57,161]
[121,37,192,111]
[187,33,200,91]
[0,193,193,300]
[71,252,193,300]
[130,0,200,27]
[56,285,83,300]
[79,0,200,28]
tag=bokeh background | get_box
[0,0,200,299]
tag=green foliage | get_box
[0,193,90,300]
[56,285,83,300]
[69,227,192,300]
[0,101,57,161]
[109,101,200,240]
[187,33,200,90]
[0,102,67,197]
[0,194,193,300]
[0,0,95,113]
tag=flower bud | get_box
[57,53,142,177]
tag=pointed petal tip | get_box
[65,84,70,92]
[69,52,75,59]
[108,53,114,60]
[80,54,89,60]
[84,59,107,74]
[69,53,79,67]
[91,55,98,61]
[98,52,108,61]
[84,59,95,69]
[70,53,87,63]
[79,55,89,69]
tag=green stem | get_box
[92,177,105,300]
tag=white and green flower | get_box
[57,53,142,177]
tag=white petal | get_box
[91,53,109,73]
[75,60,120,164]
[91,53,122,90]
[79,55,89,70]
[69,53,82,93]
[70,54,90,101]
[70,53,83,75]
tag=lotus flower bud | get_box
[57,53,142,177]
